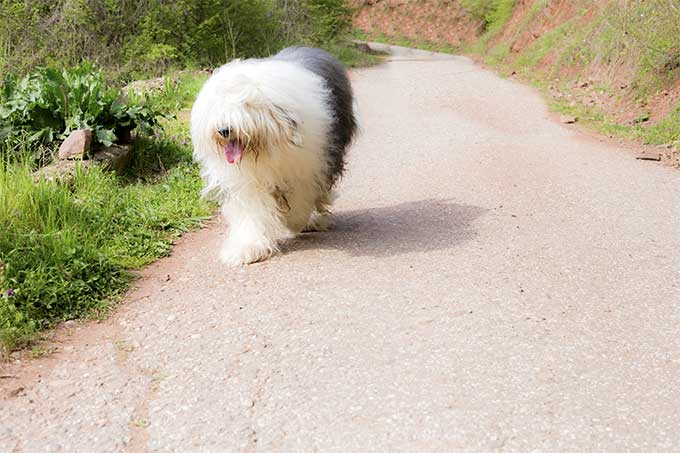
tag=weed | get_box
[0,62,162,159]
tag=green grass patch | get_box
[550,97,680,149]
[635,105,680,146]
[463,0,516,54]
[486,43,511,66]
[550,99,632,137]
[461,0,515,33]
[324,41,385,68]
[0,138,212,354]
[513,20,575,72]
[140,71,210,114]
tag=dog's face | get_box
[194,71,302,165]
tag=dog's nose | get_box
[217,127,231,138]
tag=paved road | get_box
[2,44,680,452]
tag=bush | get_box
[122,0,283,76]
[0,0,356,81]
[279,0,352,44]
[461,0,515,32]
[598,0,680,96]
[0,62,162,162]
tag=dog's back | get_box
[274,47,357,186]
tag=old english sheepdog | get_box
[191,47,357,265]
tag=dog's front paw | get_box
[220,240,276,265]
[303,211,333,232]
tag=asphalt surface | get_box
[2,44,680,452]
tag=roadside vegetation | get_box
[0,0,376,80]
[0,0,377,355]
[0,73,213,354]
[353,0,680,157]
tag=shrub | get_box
[0,0,356,80]
[0,62,162,161]
[461,0,515,32]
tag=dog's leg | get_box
[219,191,291,265]
[303,190,335,232]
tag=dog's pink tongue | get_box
[224,140,243,164]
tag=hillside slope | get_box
[353,0,680,161]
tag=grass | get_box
[512,20,575,72]
[464,0,516,54]
[550,97,680,147]
[139,71,209,113]
[487,43,511,66]
[0,74,214,355]
[326,41,386,68]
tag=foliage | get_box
[461,0,515,32]
[0,62,162,162]
[279,0,353,45]
[595,0,680,97]
[0,0,356,81]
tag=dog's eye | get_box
[217,127,231,138]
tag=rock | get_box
[35,144,132,181]
[632,113,650,124]
[58,129,92,160]
[124,77,177,97]
[635,152,661,162]
[354,42,373,53]
[92,144,133,175]
[352,41,388,56]
[34,159,92,183]
[560,115,578,124]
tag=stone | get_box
[354,42,373,53]
[560,115,578,124]
[635,150,662,162]
[34,159,92,183]
[124,77,177,97]
[34,144,133,182]
[58,129,92,160]
[92,144,133,175]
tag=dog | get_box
[191,47,357,265]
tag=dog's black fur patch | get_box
[275,46,357,187]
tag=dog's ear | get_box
[271,104,302,147]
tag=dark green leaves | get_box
[0,62,162,158]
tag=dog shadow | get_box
[284,199,487,258]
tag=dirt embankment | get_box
[353,0,480,49]
[353,0,680,156]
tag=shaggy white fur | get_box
[191,57,337,265]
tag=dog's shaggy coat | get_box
[191,47,356,264]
